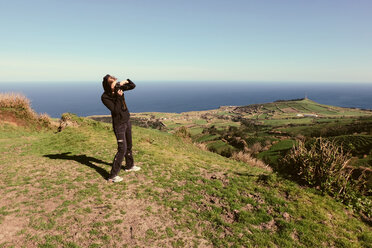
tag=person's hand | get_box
[120,80,129,86]
[117,89,123,96]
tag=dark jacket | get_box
[101,81,136,125]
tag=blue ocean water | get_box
[1,81,372,118]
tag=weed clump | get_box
[194,142,208,151]
[58,113,80,131]
[280,138,371,219]
[0,92,31,110]
[282,138,352,192]
[174,126,191,141]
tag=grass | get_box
[193,119,208,125]
[1,119,372,247]
[258,139,296,165]
[1,96,372,247]
[188,127,204,136]
[196,134,221,143]
[330,135,372,157]
[207,140,236,155]
[263,118,315,126]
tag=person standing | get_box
[101,74,140,183]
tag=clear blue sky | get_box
[1,0,371,83]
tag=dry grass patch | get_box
[0,93,31,110]
[232,151,272,171]
[0,93,51,128]
[194,142,209,151]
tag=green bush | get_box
[280,138,371,218]
[281,138,352,193]
[174,126,191,140]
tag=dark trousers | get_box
[109,120,134,179]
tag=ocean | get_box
[1,81,372,118]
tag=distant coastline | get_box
[1,81,372,117]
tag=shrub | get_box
[0,93,31,110]
[174,126,191,141]
[281,138,352,193]
[220,146,233,157]
[280,138,371,218]
[38,113,52,128]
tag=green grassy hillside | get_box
[94,98,372,160]
[1,113,371,247]
[90,98,372,137]
[235,98,371,119]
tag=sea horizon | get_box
[1,81,372,118]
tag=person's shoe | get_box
[124,165,141,172]
[108,176,123,183]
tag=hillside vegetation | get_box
[90,98,372,161]
[0,93,51,129]
[108,99,372,217]
[1,95,372,247]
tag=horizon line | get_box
[1,80,372,84]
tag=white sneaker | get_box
[108,176,123,183]
[124,165,141,172]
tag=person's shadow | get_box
[43,152,111,179]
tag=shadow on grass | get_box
[43,152,111,179]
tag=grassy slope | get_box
[1,118,372,248]
[263,99,370,117]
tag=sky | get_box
[0,0,372,83]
